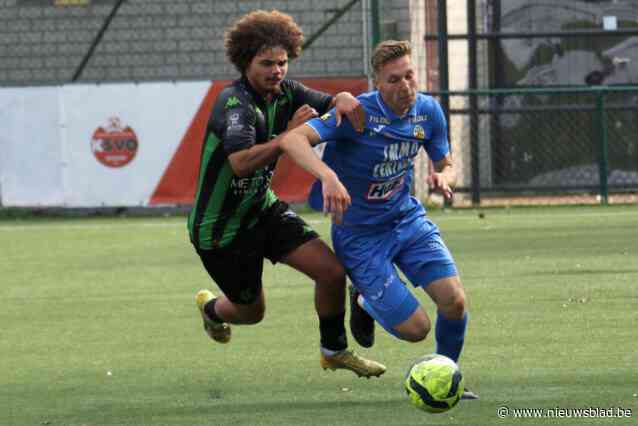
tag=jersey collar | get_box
[374,91,417,122]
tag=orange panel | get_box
[149,81,231,205]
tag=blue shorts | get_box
[332,210,457,330]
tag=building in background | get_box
[0,0,422,85]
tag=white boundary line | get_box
[0,222,184,232]
[0,209,635,232]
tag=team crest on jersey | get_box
[227,113,243,132]
[413,125,425,140]
[320,112,332,121]
[225,96,241,109]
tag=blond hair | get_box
[370,40,411,76]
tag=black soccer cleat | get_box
[349,285,375,348]
[461,387,479,400]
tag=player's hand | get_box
[334,92,365,132]
[321,172,351,225]
[427,172,454,201]
[287,104,318,130]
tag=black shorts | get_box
[195,201,319,304]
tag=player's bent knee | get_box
[243,310,265,324]
[400,327,430,342]
[440,290,466,320]
[238,312,264,324]
[318,261,347,288]
[395,313,431,342]
[234,302,266,324]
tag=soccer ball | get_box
[404,354,464,413]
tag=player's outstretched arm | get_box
[227,139,283,178]
[280,125,351,224]
[227,102,320,178]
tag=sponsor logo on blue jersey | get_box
[369,115,391,125]
[372,141,420,178]
[367,175,404,200]
[410,115,428,123]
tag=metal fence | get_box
[421,0,638,206]
[430,86,638,205]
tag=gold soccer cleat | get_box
[320,350,386,378]
[195,289,231,344]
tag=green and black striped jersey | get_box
[188,77,333,249]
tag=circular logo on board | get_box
[91,117,139,168]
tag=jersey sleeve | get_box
[220,103,257,155]
[289,80,333,115]
[305,108,353,142]
[423,98,450,162]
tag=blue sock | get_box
[435,312,468,363]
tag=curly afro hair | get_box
[224,10,304,74]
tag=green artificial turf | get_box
[1,205,637,425]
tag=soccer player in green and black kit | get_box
[187,10,385,378]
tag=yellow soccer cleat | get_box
[195,289,231,344]
[320,349,386,378]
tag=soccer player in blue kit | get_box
[279,40,478,399]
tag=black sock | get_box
[319,311,348,352]
[204,298,225,323]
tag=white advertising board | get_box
[0,82,210,207]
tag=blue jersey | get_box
[306,91,449,226]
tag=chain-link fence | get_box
[428,86,638,205]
